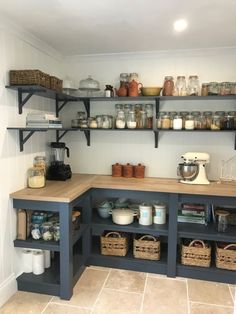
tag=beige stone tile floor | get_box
[0,266,235,314]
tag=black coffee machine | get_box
[46,142,72,181]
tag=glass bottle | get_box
[163,76,174,96]
[27,167,45,189]
[116,110,126,129]
[127,111,137,129]
[105,85,114,97]
[188,75,200,96]
[176,76,187,96]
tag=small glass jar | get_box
[156,112,166,129]
[31,223,41,240]
[42,222,53,241]
[139,110,147,128]
[102,115,110,129]
[79,119,88,128]
[215,209,230,232]
[145,104,153,129]
[173,115,183,130]
[176,76,187,96]
[191,111,201,128]
[215,111,226,128]
[188,75,200,96]
[201,83,209,96]
[89,118,98,128]
[208,82,219,95]
[120,73,129,85]
[228,111,236,129]
[53,223,60,241]
[195,113,207,129]
[77,111,86,120]
[31,211,47,224]
[96,115,103,128]
[230,83,236,95]
[127,111,137,129]
[211,115,221,130]
[184,114,195,130]
[223,114,234,130]
[168,111,177,129]
[219,82,231,96]
[27,167,45,189]
[34,156,46,174]
[116,110,126,129]
[161,114,171,129]
[163,76,174,96]
[203,111,213,129]
[180,111,188,128]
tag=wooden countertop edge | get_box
[9,174,236,203]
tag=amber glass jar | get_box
[163,76,174,96]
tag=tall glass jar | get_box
[42,222,53,241]
[145,104,153,128]
[161,114,171,129]
[180,111,188,128]
[156,112,166,129]
[173,115,183,130]
[188,75,200,96]
[191,111,201,128]
[176,76,187,96]
[34,156,46,174]
[169,111,178,129]
[27,167,45,189]
[215,111,226,129]
[116,110,126,129]
[139,110,147,128]
[127,111,137,129]
[201,83,209,96]
[195,113,207,129]
[203,111,213,129]
[102,115,110,129]
[163,76,174,96]
[211,115,221,130]
[135,104,142,128]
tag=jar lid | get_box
[215,209,230,216]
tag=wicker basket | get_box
[181,239,211,267]
[133,234,160,260]
[9,70,50,88]
[50,76,63,92]
[100,231,128,256]
[215,243,236,270]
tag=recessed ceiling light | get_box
[174,19,188,32]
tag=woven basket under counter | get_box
[50,76,63,92]
[100,231,129,257]
[215,243,236,270]
[133,234,160,261]
[9,70,50,88]
[181,239,211,267]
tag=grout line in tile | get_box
[190,301,234,308]
[186,278,191,314]
[228,284,235,302]
[100,287,143,295]
[147,273,186,282]
[49,301,91,310]
[90,267,111,313]
[40,296,54,314]
[139,273,148,314]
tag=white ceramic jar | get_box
[153,204,166,224]
[139,204,153,226]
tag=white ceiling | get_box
[0,0,236,56]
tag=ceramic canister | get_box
[153,204,166,224]
[139,204,153,226]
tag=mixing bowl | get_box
[141,87,162,96]
[177,163,199,180]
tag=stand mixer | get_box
[177,152,210,185]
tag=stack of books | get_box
[178,203,206,224]
[26,113,62,128]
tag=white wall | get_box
[64,48,236,180]
[0,19,65,306]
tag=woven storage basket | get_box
[50,76,63,92]
[181,239,211,267]
[133,234,160,260]
[100,231,128,256]
[9,70,50,88]
[215,243,236,270]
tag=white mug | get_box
[153,204,166,224]
[139,204,153,226]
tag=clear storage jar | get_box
[211,115,221,130]
[215,209,230,232]
[208,82,219,95]
[42,222,53,241]
[203,111,213,129]
[27,167,45,189]
[161,114,171,129]
[116,110,126,129]
[176,76,187,96]
[31,223,41,240]
[173,115,183,130]
[201,83,209,96]
[34,156,46,174]
[127,111,137,129]
[145,104,153,128]
[139,110,147,128]
[195,113,207,129]
[188,75,200,96]
[53,223,60,241]
[156,112,166,129]
[184,114,195,130]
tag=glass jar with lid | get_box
[156,112,166,129]
[34,156,46,174]
[161,114,171,129]
[28,167,45,189]
[215,209,230,232]
[201,83,209,96]
[139,110,147,128]
[77,111,86,120]
[31,223,41,240]
[215,111,226,129]
[188,75,200,96]
[191,111,201,128]
[145,104,153,128]
[115,104,124,114]
[42,222,54,241]
[127,111,137,129]
[116,110,126,129]
[176,76,187,96]
[173,115,183,130]
[184,114,195,130]
[228,111,236,129]
[195,113,207,129]
[163,76,174,96]
[135,104,142,128]
[208,82,219,95]
[53,223,60,241]
[203,111,213,129]
[79,119,88,128]
[96,115,103,128]
[89,118,98,128]
[180,111,188,128]
[168,111,178,129]
[219,82,231,96]
[102,115,110,129]
[211,115,221,130]
[223,114,234,130]
[120,73,129,85]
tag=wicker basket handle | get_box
[139,235,157,241]
[223,243,236,250]
[105,231,121,238]
[189,239,205,248]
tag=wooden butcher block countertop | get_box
[10,174,236,203]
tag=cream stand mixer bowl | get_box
[178,152,210,185]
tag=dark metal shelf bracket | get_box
[155,98,160,119]
[56,99,69,117]
[83,99,90,117]
[56,130,69,142]
[154,130,159,148]
[83,130,90,146]
[18,90,34,114]
[19,130,36,152]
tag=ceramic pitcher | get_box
[128,79,143,97]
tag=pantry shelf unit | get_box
[5,85,78,115]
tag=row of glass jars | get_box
[31,221,60,241]
[157,111,236,130]
[163,75,200,96]
[201,82,236,96]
